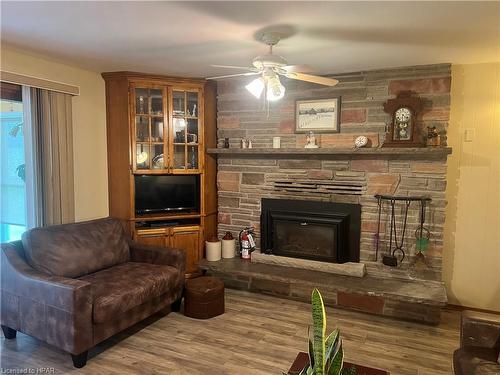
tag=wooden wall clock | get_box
[382,91,424,148]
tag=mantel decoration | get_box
[382,91,424,148]
[296,98,341,133]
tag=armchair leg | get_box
[1,325,16,339]
[171,297,182,312]
[71,351,88,368]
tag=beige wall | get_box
[444,63,500,312]
[0,45,109,221]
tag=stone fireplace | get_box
[261,198,360,263]
[201,64,452,324]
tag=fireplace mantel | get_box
[207,147,452,159]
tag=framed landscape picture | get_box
[295,97,341,133]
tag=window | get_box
[0,83,26,242]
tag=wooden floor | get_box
[1,289,460,375]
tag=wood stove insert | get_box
[261,198,361,263]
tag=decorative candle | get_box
[273,136,281,149]
[206,237,221,261]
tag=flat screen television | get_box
[134,175,200,215]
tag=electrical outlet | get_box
[464,128,475,142]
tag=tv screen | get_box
[134,175,200,215]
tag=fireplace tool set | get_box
[374,195,432,267]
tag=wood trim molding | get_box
[0,70,80,96]
[446,304,500,316]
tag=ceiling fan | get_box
[207,32,339,101]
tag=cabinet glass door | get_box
[132,86,167,171]
[170,90,200,172]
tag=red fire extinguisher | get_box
[240,231,251,259]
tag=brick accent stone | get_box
[278,160,322,169]
[337,292,385,314]
[218,171,240,182]
[410,162,447,174]
[217,179,239,192]
[219,196,239,208]
[307,169,334,180]
[241,173,265,185]
[218,115,240,129]
[341,109,367,123]
[388,77,451,95]
[279,119,295,134]
[351,160,389,173]
[218,213,231,225]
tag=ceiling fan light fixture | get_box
[266,75,285,101]
[245,77,265,99]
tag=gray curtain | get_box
[30,88,74,226]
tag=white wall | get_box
[1,45,109,221]
[444,62,500,312]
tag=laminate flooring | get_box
[1,289,460,375]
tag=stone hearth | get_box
[199,258,447,324]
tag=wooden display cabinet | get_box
[102,72,217,277]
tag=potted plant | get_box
[294,288,355,375]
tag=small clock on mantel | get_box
[382,91,424,148]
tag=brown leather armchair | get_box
[453,310,500,374]
[1,218,185,368]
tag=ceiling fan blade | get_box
[206,72,260,80]
[210,64,257,71]
[282,64,314,73]
[282,72,339,87]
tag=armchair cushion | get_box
[79,262,179,323]
[22,217,130,278]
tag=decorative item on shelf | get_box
[137,151,148,165]
[189,147,197,169]
[192,104,197,117]
[296,97,341,134]
[239,227,256,260]
[187,133,198,144]
[248,139,253,149]
[273,136,281,149]
[223,137,230,148]
[305,131,319,148]
[354,135,368,149]
[152,154,164,169]
[426,126,441,147]
[138,95,145,114]
[241,138,248,149]
[382,91,424,148]
[206,236,222,262]
[221,232,236,258]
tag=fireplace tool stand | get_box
[374,195,432,267]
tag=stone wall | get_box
[217,64,451,148]
[215,64,451,281]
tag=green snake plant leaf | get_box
[307,326,315,370]
[311,288,326,374]
[327,339,344,375]
[324,329,340,373]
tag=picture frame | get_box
[295,97,341,133]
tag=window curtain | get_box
[28,87,74,226]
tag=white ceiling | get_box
[1,1,499,77]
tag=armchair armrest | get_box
[129,241,186,277]
[461,310,500,350]
[1,241,92,313]
[1,241,93,354]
